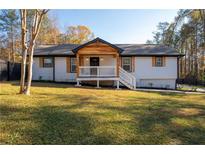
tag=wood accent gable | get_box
[77,42,119,55]
[66,57,70,73]
[72,37,123,53]
[78,47,118,55]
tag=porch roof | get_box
[34,38,182,57]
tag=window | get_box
[122,57,131,72]
[155,57,163,67]
[70,57,76,73]
[43,57,53,67]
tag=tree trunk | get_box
[11,26,15,63]
[200,10,205,84]
[188,45,191,77]
[195,24,198,85]
[184,40,187,76]
[20,48,27,93]
[19,9,28,94]
[8,47,11,62]
[19,9,48,95]
[199,10,205,43]
[24,9,48,95]
[24,42,35,95]
[180,44,183,78]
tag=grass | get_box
[0,82,205,145]
[177,84,205,92]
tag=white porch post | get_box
[134,78,136,90]
[97,67,100,77]
[76,80,81,86]
[96,80,100,88]
[116,80,120,89]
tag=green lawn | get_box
[0,82,205,144]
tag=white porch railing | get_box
[119,67,136,90]
[79,66,116,77]
[78,66,136,90]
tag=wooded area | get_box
[0,10,95,63]
[0,9,95,95]
[147,9,205,85]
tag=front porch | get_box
[73,37,136,89]
[76,55,120,88]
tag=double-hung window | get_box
[155,57,163,67]
[70,57,76,73]
[43,57,53,67]
[122,57,132,72]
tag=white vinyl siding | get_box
[134,57,177,89]
[55,57,76,82]
[32,57,53,81]
[139,79,176,89]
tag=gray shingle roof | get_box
[34,43,181,56]
[34,44,78,56]
[116,44,180,56]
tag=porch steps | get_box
[119,67,136,90]
[119,79,134,89]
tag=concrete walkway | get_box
[134,88,205,94]
[178,84,205,92]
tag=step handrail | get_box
[119,67,136,89]
[119,68,134,79]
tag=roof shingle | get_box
[34,43,181,56]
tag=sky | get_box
[49,9,178,44]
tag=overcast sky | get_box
[50,9,178,44]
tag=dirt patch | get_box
[176,108,204,116]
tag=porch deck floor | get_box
[78,76,117,78]
[77,76,119,81]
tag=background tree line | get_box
[0,9,94,95]
[147,9,205,85]
[0,9,94,63]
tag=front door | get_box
[90,57,99,76]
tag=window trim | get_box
[70,57,76,73]
[152,56,166,67]
[155,56,163,67]
[122,57,132,72]
[43,57,53,68]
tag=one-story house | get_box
[33,37,183,89]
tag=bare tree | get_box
[19,9,28,93]
[19,9,48,95]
